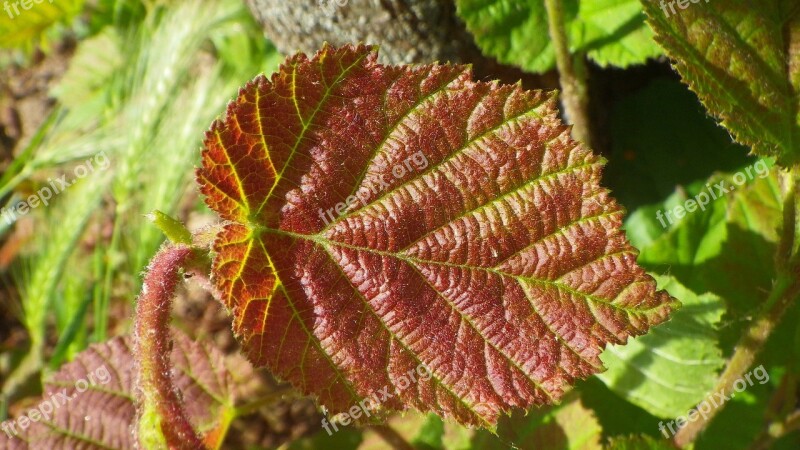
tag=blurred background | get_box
[0,1,792,449]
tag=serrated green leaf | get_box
[641,0,800,165]
[456,0,661,74]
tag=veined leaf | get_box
[456,0,662,74]
[197,44,678,428]
[598,275,726,418]
[641,0,800,165]
[2,331,243,449]
[633,167,781,316]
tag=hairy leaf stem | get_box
[134,244,207,450]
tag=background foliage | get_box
[0,0,798,449]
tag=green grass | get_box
[0,0,281,405]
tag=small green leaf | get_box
[456,0,661,73]
[147,210,193,245]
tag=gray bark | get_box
[245,0,482,65]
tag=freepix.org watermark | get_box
[1,151,110,225]
[3,0,55,19]
[1,364,111,439]
[658,364,769,438]
[656,160,769,229]
[318,150,429,227]
[659,0,711,18]
[321,363,433,435]
[318,0,348,17]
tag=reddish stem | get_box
[134,244,206,450]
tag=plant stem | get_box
[134,244,206,450]
[673,169,800,447]
[544,0,592,147]
[370,424,416,450]
[233,386,299,416]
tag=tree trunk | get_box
[245,0,482,65]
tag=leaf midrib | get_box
[258,224,662,316]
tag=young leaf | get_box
[641,0,800,165]
[197,44,678,428]
[3,331,243,449]
[456,0,662,73]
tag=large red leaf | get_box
[197,44,678,427]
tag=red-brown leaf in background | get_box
[1,331,241,449]
[197,44,678,428]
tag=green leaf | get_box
[0,0,85,51]
[469,396,603,449]
[147,210,193,245]
[575,0,663,67]
[197,44,677,428]
[286,427,364,450]
[641,0,800,165]
[606,434,675,450]
[456,0,661,73]
[598,275,726,418]
[413,414,446,450]
[635,167,781,316]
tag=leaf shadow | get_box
[578,13,648,53]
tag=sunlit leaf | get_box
[598,275,726,417]
[641,0,800,165]
[197,44,677,428]
[0,0,84,51]
[456,0,662,73]
[2,331,243,449]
